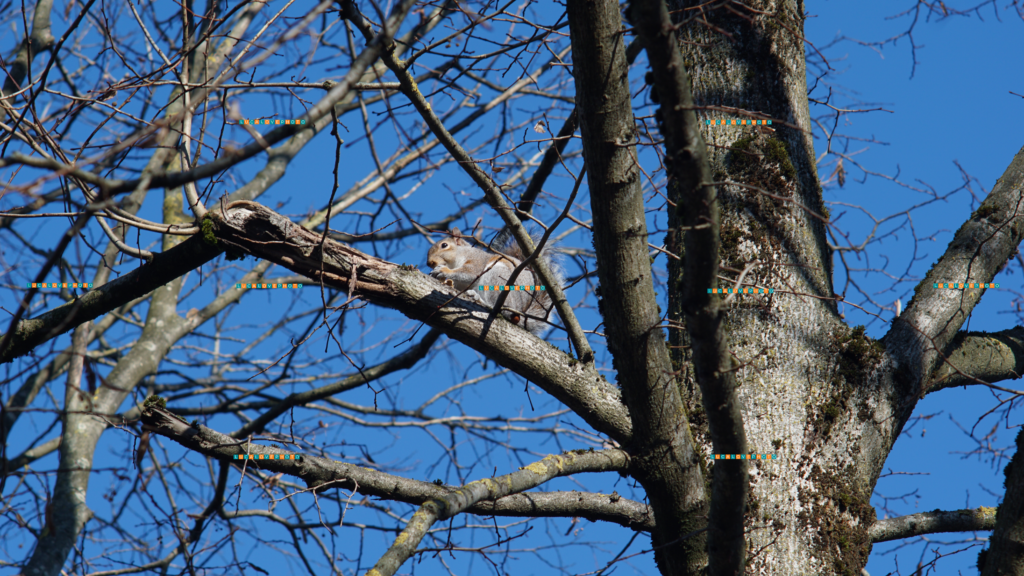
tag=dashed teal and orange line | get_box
[27,282,92,289]
[234,454,302,461]
[478,285,546,291]
[713,454,778,460]
[707,119,772,126]
[236,283,304,289]
[934,283,998,289]
[708,288,774,294]
[237,119,307,125]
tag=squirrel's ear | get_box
[450,227,462,238]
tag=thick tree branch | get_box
[629,0,748,573]
[470,489,655,532]
[928,327,1024,392]
[868,507,997,543]
[140,403,648,531]
[219,485,655,532]
[884,145,1024,402]
[982,427,1024,576]
[210,201,633,443]
[567,0,710,573]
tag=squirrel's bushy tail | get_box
[491,231,563,335]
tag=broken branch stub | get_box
[215,200,393,295]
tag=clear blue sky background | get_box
[1,1,1022,575]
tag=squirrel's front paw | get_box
[429,267,456,287]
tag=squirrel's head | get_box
[427,239,454,268]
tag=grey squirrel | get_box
[426,227,562,335]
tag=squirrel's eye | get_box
[441,242,449,249]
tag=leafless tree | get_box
[1,0,1022,575]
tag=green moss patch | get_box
[973,203,999,222]
[200,213,245,260]
[726,135,797,191]
[201,214,218,246]
[764,138,797,182]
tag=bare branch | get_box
[869,507,997,543]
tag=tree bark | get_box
[982,427,1024,576]
[663,2,876,573]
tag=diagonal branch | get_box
[0,235,222,365]
[630,0,749,573]
[367,449,630,576]
[211,201,633,443]
[884,145,1024,403]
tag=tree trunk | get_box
[664,1,877,573]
